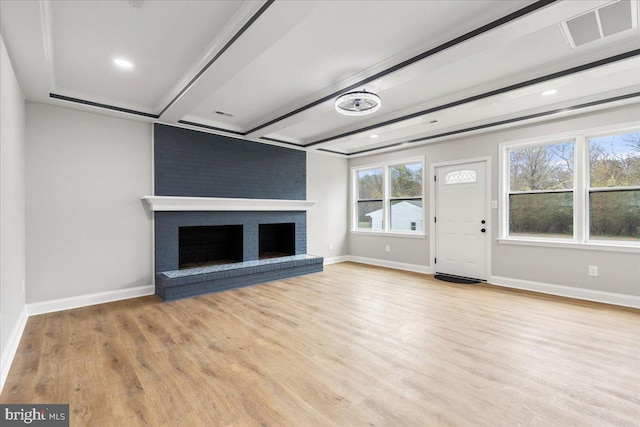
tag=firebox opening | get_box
[179,225,243,269]
[259,223,295,260]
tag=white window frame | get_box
[351,156,426,238]
[504,137,578,242]
[498,122,640,253]
[586,128,640,245]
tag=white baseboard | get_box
[28,284,155,316]
[1,305,28,393]
[0,285,155,394]
[489,275,640,309]
[323,255,350,265]
[347,256,432,274]
[331,258,638,308]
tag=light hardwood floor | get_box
[2,262,639,426]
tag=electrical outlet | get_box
[588,266,598,277]
[385,245,391,252]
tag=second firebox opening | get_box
[259,223,295,259]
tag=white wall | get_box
[0,36,27,387]
[26,103,153,303]
[348,105,640,298]
[307,152,349,259]
[24,105,351,306]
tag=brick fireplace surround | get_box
[148,124,323,301]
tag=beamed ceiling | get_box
[1,0,639,156]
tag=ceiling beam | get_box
[345,92,640,157]
[157,0,275,118]
[242,0,560,138]
[303,50,640,149]
[158,1,320,124]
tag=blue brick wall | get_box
[154,124,306,200]
[155,211,306,273]
[153,124,310,276]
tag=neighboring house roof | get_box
[366,200,422,218]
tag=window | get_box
[356,168,383,230]
[501,127,640,247]
[508,140,574,239]
[353,158,424,234]
[588,131,640,241]
[390,162,423,232]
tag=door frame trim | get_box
[430,156,492,280]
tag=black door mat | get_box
[434,274,481,284]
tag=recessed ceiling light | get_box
[542,89,557,96]
[370,134,379,139]
[114,58,133,69]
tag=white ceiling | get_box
[1,0,639,156]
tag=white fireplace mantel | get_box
[142,196,317,212]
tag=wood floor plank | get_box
[2,262,639,426]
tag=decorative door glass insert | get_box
[445,169,476,185]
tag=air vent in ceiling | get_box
[560,0,638,48]
[214,110,235,118]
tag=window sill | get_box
[497,238,640,253]
[350,230,427,239]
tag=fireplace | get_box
[153,213,322,301]
[179,225,243,269]
[259,223,295,259]
[149,124,323,301]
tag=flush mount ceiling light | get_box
[113,58,133,69]
[542,89,558,96]
[335,90,381,116]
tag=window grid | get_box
[586,131,640,243]
[502,128,640,246]
[506,140,576,240]
[355,167,384,231]
[353,158,424,234]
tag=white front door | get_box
[435,161,488,280]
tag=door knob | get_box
[481,228,486,233]
[481,220,486,224]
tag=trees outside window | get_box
[390,163,423,231]
[588,132,640,241]
[503,128,640,245]
[508,141,574,238]
[353,158,424,233]
[356,168,383,230]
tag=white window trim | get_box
[351,156,425,236]
[498,122,640,251]
[350,230,427,238]
[495,238,640,253]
